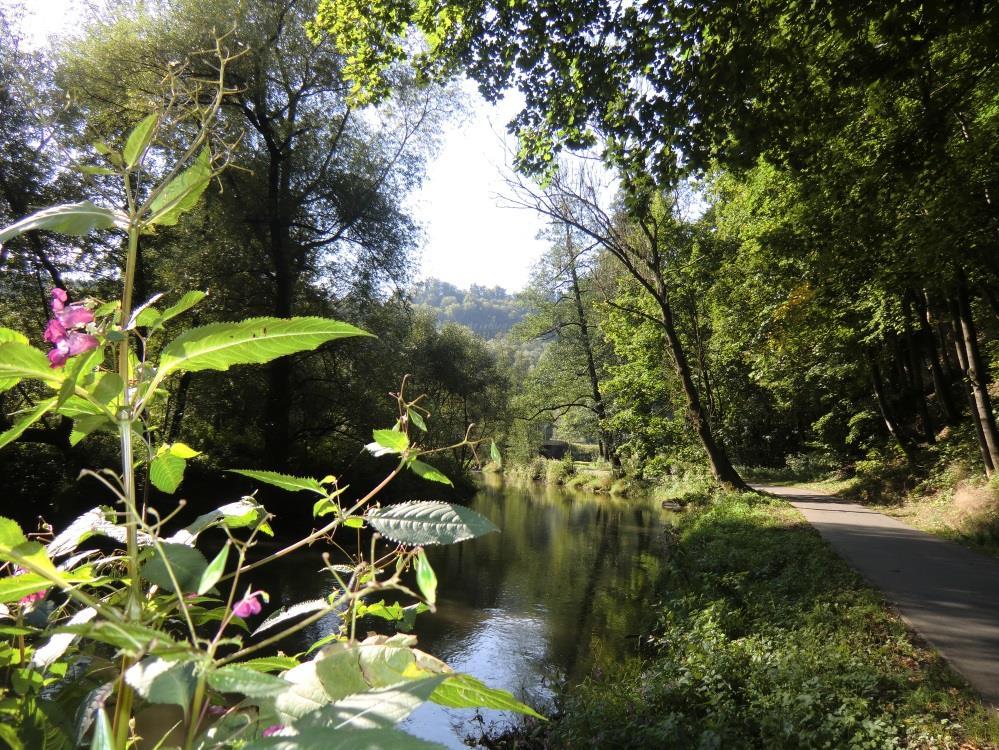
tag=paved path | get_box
[755,484,999,707]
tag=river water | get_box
[265,478,673,748]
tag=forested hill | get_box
[412,278,529,339]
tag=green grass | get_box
[492,491,999,749]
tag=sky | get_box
[16,0,551,293]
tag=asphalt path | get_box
[755,484,999,707]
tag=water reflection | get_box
[260,481,671,748]
[403,482,672,748]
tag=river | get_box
[264,478,672,747]
[405,479,672,747]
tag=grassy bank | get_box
[492,491,999,749]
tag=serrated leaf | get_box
[77,164,117,176]
[160,290,207,324]
[367,502,499,546]
[170,442,200,459]
[207,665,291,697]
[125,656,198,711]
[0,201,124,247]
[150,452,186,494]
[408,459,453,486]
[146,148,211,227]
[0,342,63,392]
[0,573,50,603]
[70,415,114,446]
[407,408,427,432]
[252,599,329,637]
[372,429,409,454]
[140,543,208,593]
[60,620,180,657]
[158,317,369,378]
[0,517,27,549]
[0,397,58,451]
[236,655,300,673]
[0,328,28,344]
[414,550,437,607]
[228,469,325,495]
[431,673,544,718]
[123,113,157,169]
[198,543,229,595]
[298,676,447,731]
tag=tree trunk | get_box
[566,234,617,466]
[955,278,999,474]
[869,354,917,464]
[656,295,747,489]
[913,291,960,425]
[263,148,295,468]
[902,295,935,443]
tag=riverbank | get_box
[488,490,999,748]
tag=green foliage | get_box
[525,493,999,748]
[366,501,499,545]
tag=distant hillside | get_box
[412,278,529,339]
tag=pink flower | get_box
[232,592,263,619]
[44,288,98,368]
[262,725,284,737]
[47,331,99,368]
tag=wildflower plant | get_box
[0,41,537,749]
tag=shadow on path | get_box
[755,484,999,707]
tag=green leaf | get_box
[169,442,200,459]
[124,656,198,711]
[245,728,446,750]
[0,201,124,247]
[69,415,114,446]
[367,502,499,546]
[77,164,117,176]
[372,429,409,454]
[343,517,364,529]
[158,317,369,378]
[408,459,453,486]
[160,290,207,324]
[237,655,300,673]
[228,469,325,495]
[89,708,114,750]
[0,573,49,603]
[407,408,427,432]
[296,676,447,731]
[146,148,211,227]
[123,113,158,169]
[60,620,180,657]
[208,665,291,697]
[150,452,186,494]
[253,599,329,637]
[0,327,28,344]
[0,398,57,451]
[197,543,229,595]
[174,499,271,543]
[91,372,123,405]
[140,543,208,593]
[490,441,502,468]
[414,549,437,607]
[0,342,63,392]
[0,517,27,549]
[431,673,544,718]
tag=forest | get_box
[2,0,999,748]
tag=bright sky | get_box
[16,0,549,293]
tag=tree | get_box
[56,0,451,467]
